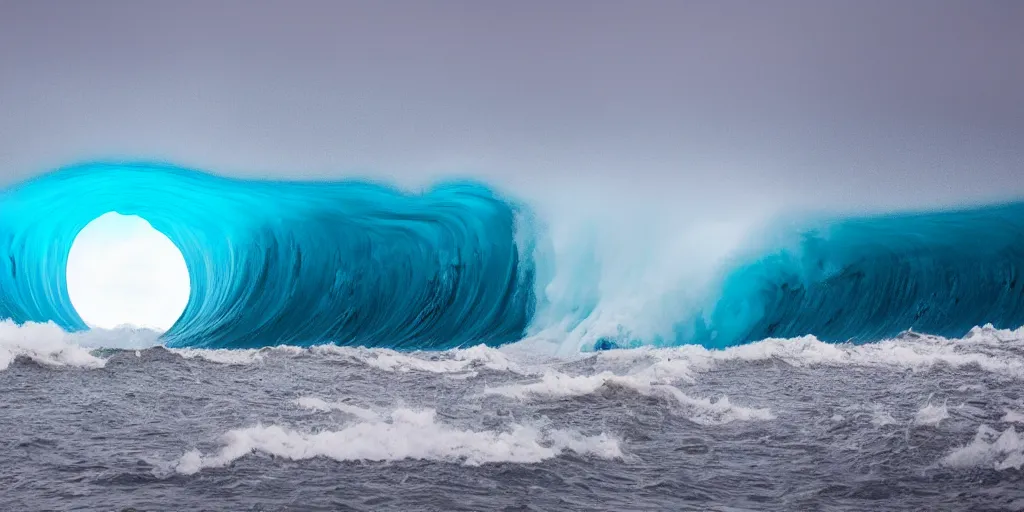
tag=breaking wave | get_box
[2,162,1024,351]
[174,407,622,474]
[0,163,535,349]
[692,204,1024,348]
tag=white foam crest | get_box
[169,345,305,365]
[487,354,694,396]
[452,344,525,373]
[293,397,380,421]
[962,324,1024,346]
[485,354,699,401]
[354,349,467,373]
[170,347,266,365]
[0,320,106,371]
[166,343,522,374]
[653,385,775,424]
[310,344,525,375]
[174,408,621,474]
[484,361,771,425]
[486,370,627,399]
[913,401,949,426]
[942,425,1024,471]
[597,331,1024,379]
[1002,409,1024,424]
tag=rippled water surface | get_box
[3,324,1024,511]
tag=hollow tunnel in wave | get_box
[66,211,191,331]
[0,162,536,349]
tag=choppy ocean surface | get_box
[3,322,1024,511]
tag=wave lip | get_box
[0,162,537,350]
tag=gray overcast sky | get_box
[0,0,1021,214]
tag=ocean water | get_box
[3,322,1024,511]
[5,162,1024,510]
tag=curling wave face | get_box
[2,161,1024,350]
[0,163,536,349]
[691,204,1024,348]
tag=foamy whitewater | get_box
[4,321,1024,510]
